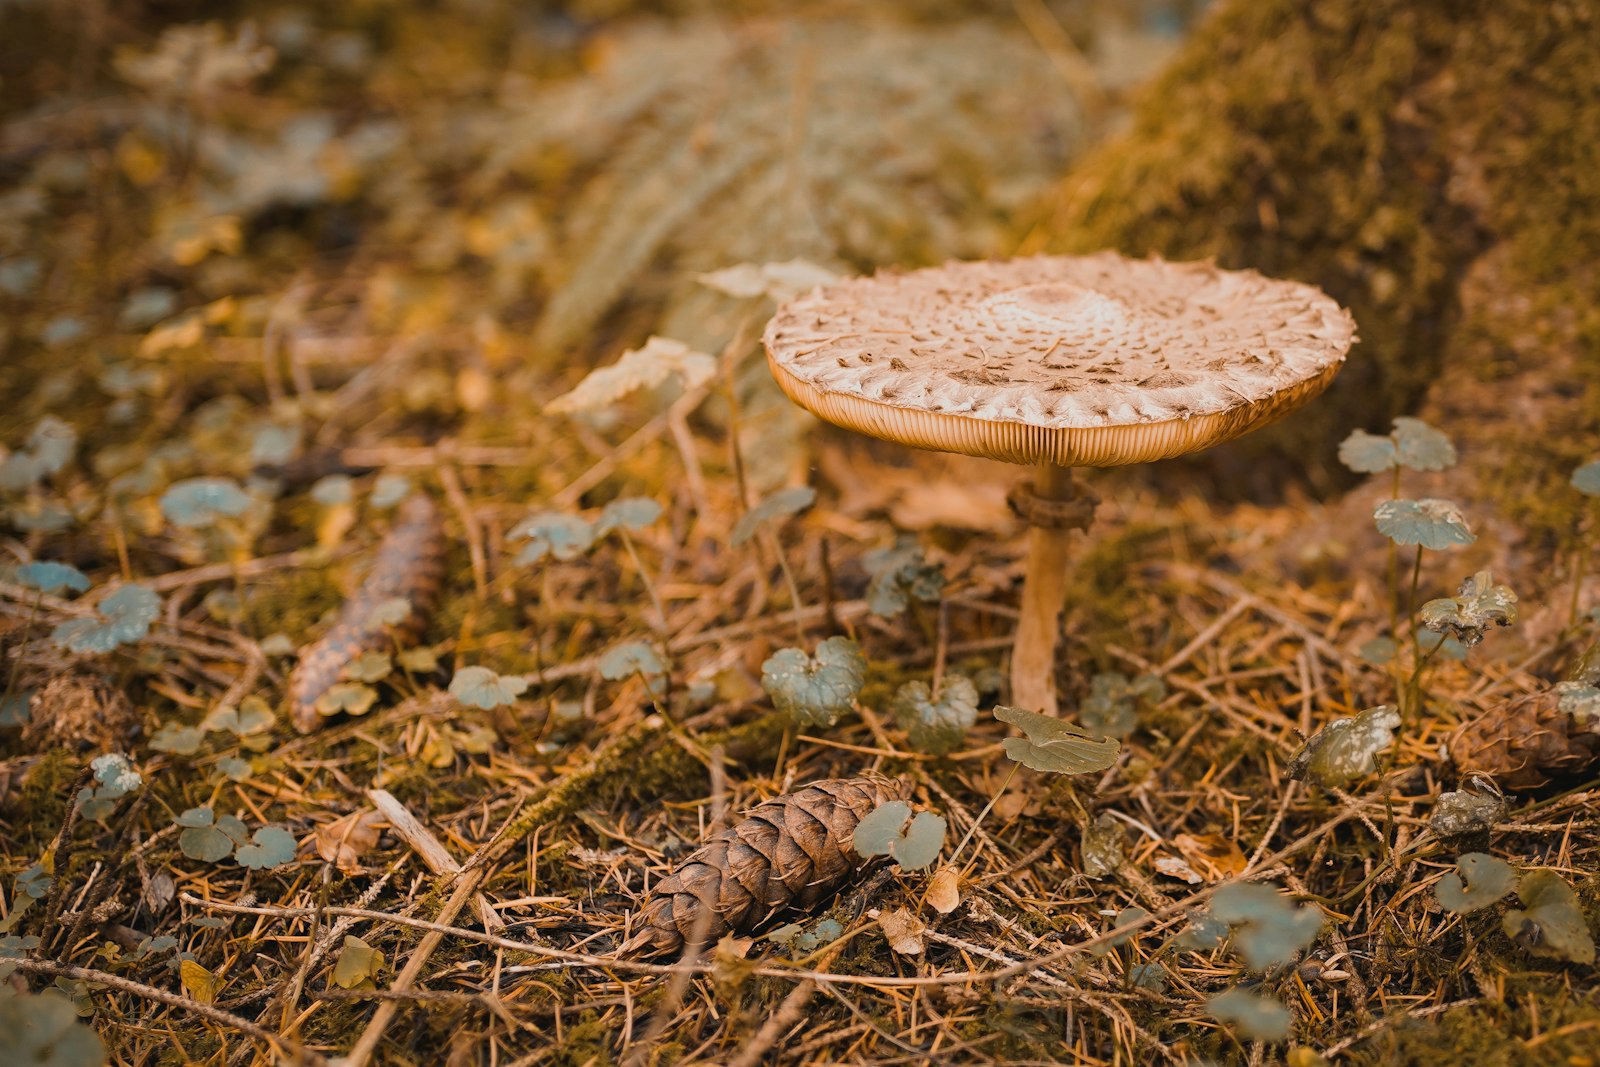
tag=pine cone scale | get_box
[622,775,908,957]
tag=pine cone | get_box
[621,776,909,957]
[288,494,446,732]
[1448,688,1600,792]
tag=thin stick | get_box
[339,869,486,1067]
[366,789,502,931]
[10,958,330,1066]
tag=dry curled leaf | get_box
[877,907,926,955]
[926,866,961,914]
[288,495,445,732]
[312,808,386,873]
[622,776,907,957]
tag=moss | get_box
[1034,0,1600,504]
[1347,993,1600,1067]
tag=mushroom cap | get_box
[762,253,1357,467]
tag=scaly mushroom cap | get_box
[763,253,1357,466]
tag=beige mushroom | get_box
[763,252,1356,715]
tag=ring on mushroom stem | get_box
[763,252,1356,715]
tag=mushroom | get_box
[763,252,1356,715]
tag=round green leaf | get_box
[1572,459,1600,497]
[160,477,252,528]
[16,561,89,596]
[1436,853,1516,914]
[890,675,977,755]
[1287,705,1399,788]
[1391,417,1457,471]
[995,705,1121,775]
[1337,429,1398,473]
[1208,988,1291,1042]
[731,486,816,547]
[761,636,866,727]
[1373,498,1475,550]
[448,666,528,710]
[235,827,297,870]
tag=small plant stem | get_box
[1387,466,1403,690]
[617,530,667,636]
[1406,545,1424,665]
[948,762,1021,871]
[1570,516,1592,628]
[0,594,41,716]
[768,531,807,646]
[1401,639,1445,727]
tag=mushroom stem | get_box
[1011,463,1083,716]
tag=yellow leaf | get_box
[180,959,218,1005]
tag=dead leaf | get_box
[1154,854,1203,884]
[311,808,386,873]
[926,866,961,915]
[180,958,218,1004]
[878,907,926,955]
[1173,833,1248,881]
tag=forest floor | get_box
[2,3,1598,1066]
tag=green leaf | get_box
[1416,628,1469,661]
[50,583,161,654]
[730,486,816,547]
[1555,681,1600,725]
[1,689,32,728]
[249,423,300,466]
[595,496,663,535]
[545,336,716,416]
[16,561,89,595]
[148,722,205,754]
[1391,417,1457,471]
[364,597,411,628]
[597,641,667,681]
[214,756,253,782]
[343,650,393,683]
[1420,571,1517,648]
[1436,853,1517,914]
[369,473,412,508]
[1210,883,1323,969]
[397,645,442,674]
[1503,869,1596,964]
[510,511,595,564]
[315,682,379,717]
[760,636,866,727]
[863,540,946,617]
[1169,913,1230,952]
[0,416,77,491]
[310,474,354,506]
[696,259,839,302]
[0,987,107,1067]
[1127,962,1167,992]
[201,696,274,736]
[17,863,52,900]
[1572,459,1600,497]
[1336,429,1397,473]
[1079,671,1166,739]
[1287,705,1400,788]
[789,917,846,954]
[89,753,141,797]
[852,800,947,871]
[235,827,297,870]
[1358,636,1398,665]
[159,477,252,528]
[1208,988,1292,1042]
[332,935,385,989]
[890,674,978,755]
[994,706,1121,775]
[176,808,249,863]
[1373,498,1475,550]
[449,666,528,709]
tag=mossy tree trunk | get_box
[1029,0,1600,541]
